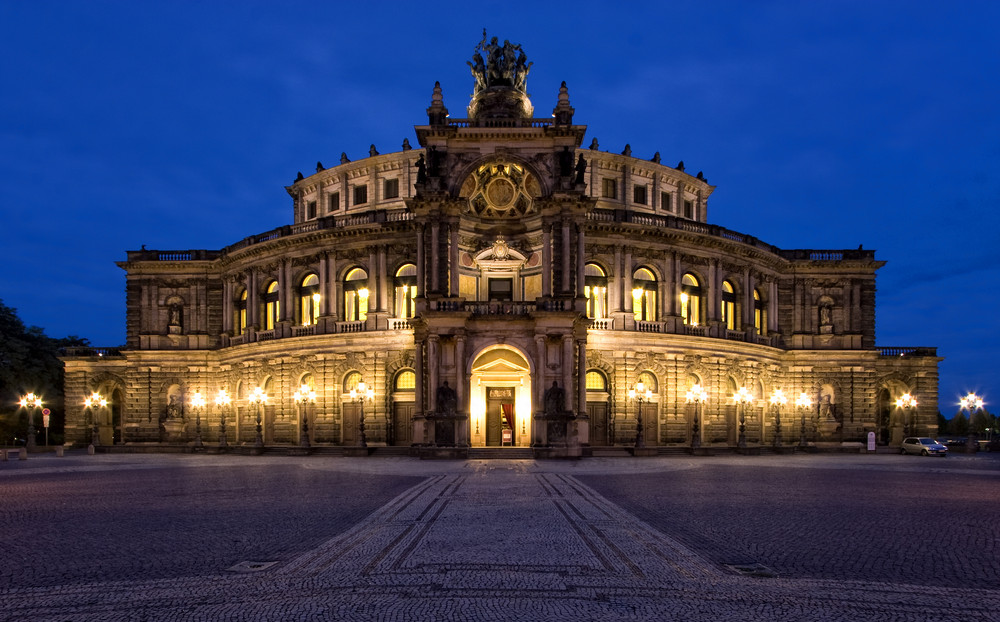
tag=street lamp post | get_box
[769,389,787,449]
[895,393,918,437]
[18,393,43,451]
[293,384,317,449]
[959,392,984,453]
[84,392,107,448]
[628,380,652,449]
[685,384,708,449]
[248,387,267,449]
[350,380,374,448]
[215,389,231,449]
[189,391,205,448]
[733,387,753,450]
[796,392,812,449]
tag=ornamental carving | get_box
[463,161,539,219]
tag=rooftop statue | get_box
[468,29,532,94]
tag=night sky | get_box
[2,1,997,413]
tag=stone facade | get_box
[62,36,939,452]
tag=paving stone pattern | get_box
[0,452,997,621]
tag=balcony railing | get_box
[636,320,664,333]
[388,318,413,330]
[878,347,938,357]
[291,325,317,337]
[585,208,877,262]
[590,318,614,330]
[336,321,366,333]
[59,347,124,357]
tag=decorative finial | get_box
[651,152,661,164]
[676,160,685,172]
[552,81,574,125]
[427,81,449,125]
[621,144,631,157]
[589,138,599,150]
[402,138,412,151]
[369,144,379,157]
[316,161,324,173]
[295,171,304,181]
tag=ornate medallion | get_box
[466,161,535,219]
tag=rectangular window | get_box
[684,200,693,219]
[488,278,513,301]
[633,185,647,205]
[661,191,672,212]
[328,191,340,212]
[602,178,617,199]
[383,178,399,200]
[306,200,317,220]
[353,185,368,206]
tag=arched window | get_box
[395,370,416,391]
[586,370,607,392]
[585,263,608,319]
[722,280,737,330]
[299,274,320,326]
[680,273,702,326]
[754,289,765,334]
[344,268,369,322]
[394,264,417,319]
[263,281,280,330]
[235,289,247,335]
[632,267,657,322]
[344,371,362,393]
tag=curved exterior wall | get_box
[61,73,940,452]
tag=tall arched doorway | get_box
[469,345,532,447]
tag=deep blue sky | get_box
[2,1,997,413]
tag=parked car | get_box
[900,437,948,456]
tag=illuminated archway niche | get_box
[469,345,533,448]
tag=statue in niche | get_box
[165,394,181,420]
[415,154,427,184]
[575,154,587,184]
[544,381,565,416]
[820,303,832,326]
[559,147,573,177]
[820,394,837,421]
[436,381,457,415]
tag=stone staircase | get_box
[467,447,534,459]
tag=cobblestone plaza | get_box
[1,452,997,620]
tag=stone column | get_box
[416,224,425,296]
[707,259,718,324]
[318,255,328,316]
[455,335,466,414]
[327,254,339,320]
[541,223,552,297]
[369,250,378,316]
[577,340,587,417]
[561,219,571,292]
[612,245,623,312]
[449,223,460,297]
[576,222,585,297]
[743,269,754,331]
[563,335,574,413]
[378,246,388,313]
[623,249,633,316]
[430,222,440,293]
[222,278,232,334]
[246,271,257,329]
[428,336,439,412]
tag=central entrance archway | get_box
[469,345,532,447]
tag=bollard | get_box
[18,448,27,460]
[88,444,95,455]
[1,449,7,461]
[56,446,64,457]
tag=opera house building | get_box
[62,36,940,456]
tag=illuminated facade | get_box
[62,36,940,454]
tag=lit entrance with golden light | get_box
[469,345,532,447]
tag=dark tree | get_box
[0,299,88,445]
